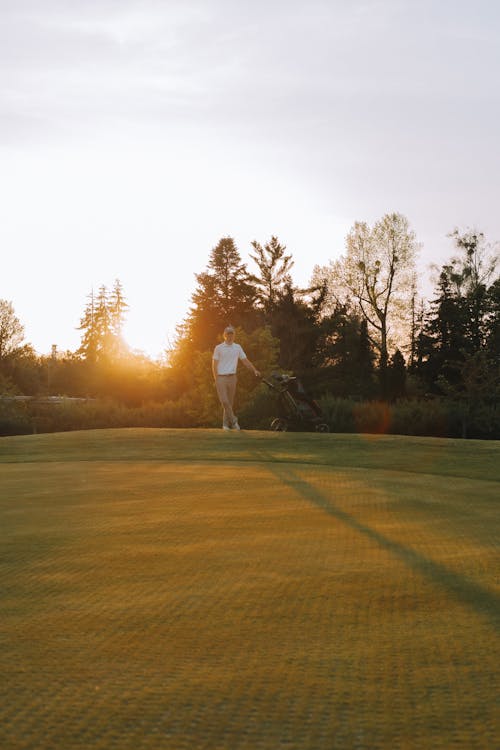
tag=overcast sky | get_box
[1,0,499,357]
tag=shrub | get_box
[317,395,356,433]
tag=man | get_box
[212,326,261,430]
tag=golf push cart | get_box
[262,372,330,432]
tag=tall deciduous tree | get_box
[341,213,419,370]
[0,300,26,364]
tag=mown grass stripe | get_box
[1,429,498,750]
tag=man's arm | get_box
[242,357,261,377]
[212,358,218,380]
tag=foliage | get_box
[0,300,26,363]
[182,326,280,427]
[0,396,194,435]
[249,235,294,313]
[185,237,258,351]
[313,309,377,398]
[338,213,419,364]
[77,280,129,362]
[2,226,499,440]
[417,229,500,404]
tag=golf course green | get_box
[1,428,499,749]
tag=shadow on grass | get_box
[265,462,500,632]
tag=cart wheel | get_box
[316,423,330,433]
[271,418,288,432]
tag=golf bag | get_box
[262,372,329,432]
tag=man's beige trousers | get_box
[215,374,237,427]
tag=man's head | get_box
[223,325,235,342]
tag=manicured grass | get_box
[1,429,499,749]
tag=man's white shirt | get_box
[213,342,247,375]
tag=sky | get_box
[1,0,500,358]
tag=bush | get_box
[0,399,33,436]
[0,397,195,435]
[239,384,282,429]
[317,395,357,433]
[1,394,498,439]
[389,400,451,437]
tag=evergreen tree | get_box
[185,237,257,351]
[95,285,112,358]
[423,270,467,390]
[446,229,497,353]
[270,282,326,375]
[421,229,499,394]
[77,289,99,363]
[313,308,376,397]
[387,349,406,401]
[109,279,129,356]
[355,319,377,397]
[249,236,294,314]
[486,278,500,361]
[77,281,129,362]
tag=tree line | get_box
[1,213,499,437]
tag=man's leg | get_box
[226,375,238,428]
[216,375,237,428]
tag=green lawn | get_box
[1,429,499,750]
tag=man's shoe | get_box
[223,425,231,431]
[232,420,240,431]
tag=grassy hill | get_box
[1,429,499,749]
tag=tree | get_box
[437,349,500,438]
[109,279,129,354]
[249,236,294,314]
[268,281,327,375]
[340,213,419,385]
[95,285,112,358]
[312,305,376,397]
[77,289,99,363]
[77,281,129,363]
[422,269,467,389]
[486,278,500,360]
[387,349,406,401]
[0,300,26,364]
[184,237,257,351]
[446,229,498,352]
[420,229,499,394]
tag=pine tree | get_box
[77,281,129,362]
[446,229,497,353]
[422,229,499,394]
[249,236,294,314]
[387,349,406,401]
[185,237,257,350]
[486,278,500,360]
[423,270,467,390]
[270,282,326,375]
[109,279,129,356]
[77,289,99,363]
